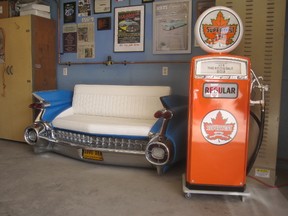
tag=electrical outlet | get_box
[162,67,168,76]
[63,67,68,76]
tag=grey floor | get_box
[0,140,287,216]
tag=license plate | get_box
[82,149,103,161]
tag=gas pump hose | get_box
[246,109,265,175]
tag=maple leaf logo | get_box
[202,11,238,45]
[203,111,235,142]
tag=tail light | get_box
[29,101,50,110]
[154,109,173,119]
[145,139,173,166]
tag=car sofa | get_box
[24,84,188,174]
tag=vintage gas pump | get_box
[183,6,267,200]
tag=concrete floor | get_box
[0,140,287,216]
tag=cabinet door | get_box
[0,16,33,141]
[32,16,56,91]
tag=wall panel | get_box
[216,0,286,185]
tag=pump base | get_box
[186,182,246,192]
[182,174,250,202]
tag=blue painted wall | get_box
[50,0,288,163]
[51,0,206,96]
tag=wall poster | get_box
[77,22,95,59]
[78,0,91,17]
[63,24,77,53]
[195,0,215,46]
[153,0,192,54]
[114,5,145,52]
[97,17,111,30]
[64,2,76,23]
[142,0,154,3]
[94,0,111,14]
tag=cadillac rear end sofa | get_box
[24,84,187,174]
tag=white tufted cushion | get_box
[52,85,171,136]
[72,85,171,120]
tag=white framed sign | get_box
[94,0,111,14]
[153,0,192,54]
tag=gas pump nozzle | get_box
[250,69,269,111]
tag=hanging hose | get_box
[246,69,268,175]
[247,108,265,175]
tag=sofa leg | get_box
[33,143,51,153]
[156,166,164,175]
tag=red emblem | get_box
[202,11,238,46]
[201,110,237,145]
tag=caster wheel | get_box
[184,193,192,199]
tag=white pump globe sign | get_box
[194,6,243,54]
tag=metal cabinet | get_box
[0,15,56,141]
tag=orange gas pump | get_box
[186,54,251,191]
[183,6,267,200]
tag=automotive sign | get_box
[194,6,243,53]
[201,110,238,145]
[203,83,238,98]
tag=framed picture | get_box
[195,0,215,46]
[197,0,215,17]
[63,24,77,53]
[153,0,192,54]
[142,0,154,3]
[97,17,111,30]
[114,5,145,52]
[94,0,111,14]
[64,2,76,23]
[78,0,91,17]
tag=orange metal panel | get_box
[186,54,251,190]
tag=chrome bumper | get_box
[51,142,152,168]
[24,122,173,173]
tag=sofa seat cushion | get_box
[52,114,157,137]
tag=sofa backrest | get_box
[72,85,171,120]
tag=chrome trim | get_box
[24,122,47,145]
[250,69,268,110]
[24,122,56,145]
[145,136,173,166]
[52,143,152,168]
[145,108,174,166]
[53,129,148,154]
[54,140,146,155]
[24,122,172,169]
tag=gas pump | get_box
[183,6,267,200]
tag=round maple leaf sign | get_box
[194,6,243,54]
[201,110,238,145]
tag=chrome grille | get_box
[54,130,148,152]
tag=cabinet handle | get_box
[9,65,13,75]
[5,65,13,75]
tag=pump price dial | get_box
[201,61,241,75]
[195,58,248,78]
